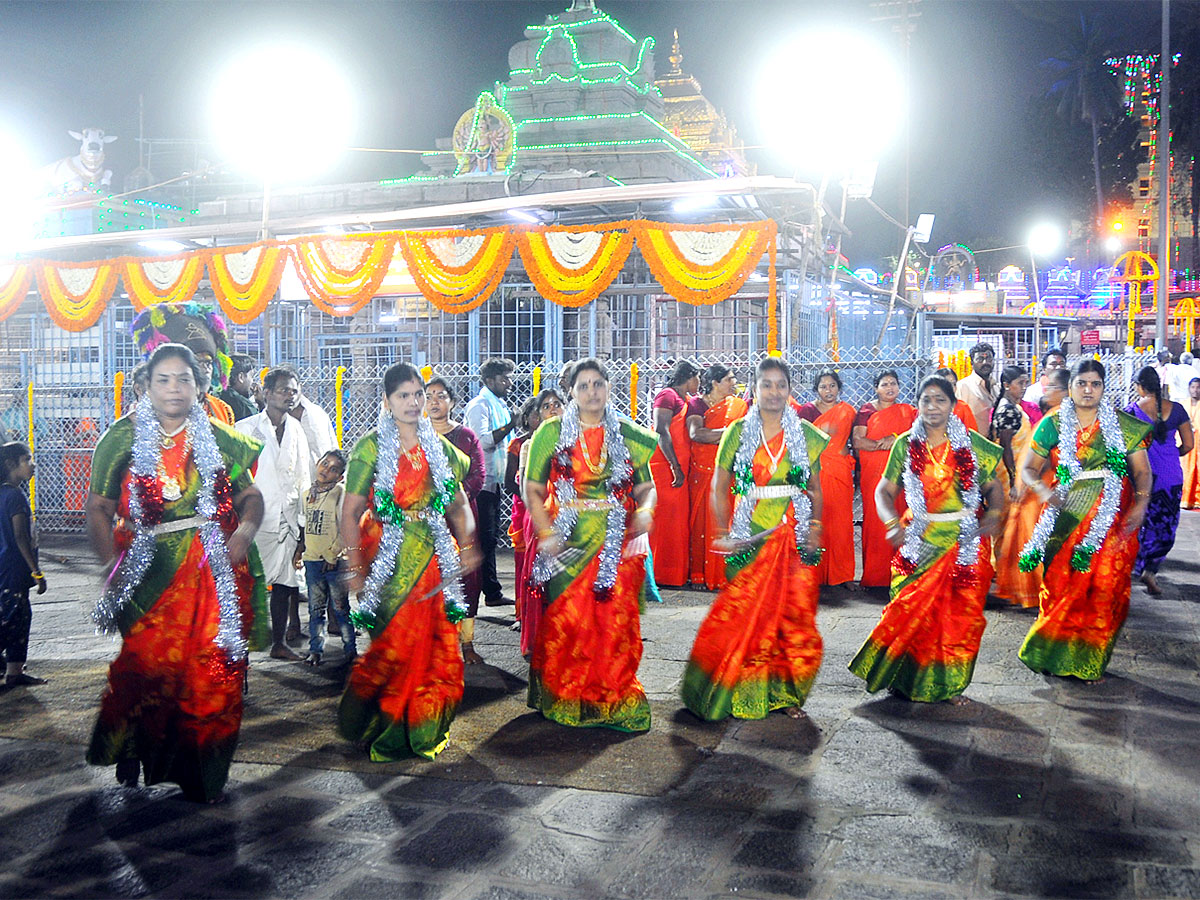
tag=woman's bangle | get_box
[882,516,900,529]
[635,504,653,515]
[343,545,361,553]
[1135,490,1150,498]
[31,571,44,580]
[459,543,476,552]
[537,527,557,540]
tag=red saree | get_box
[687,395,748,589]
[649,387,691,586]
[858,403,916,586]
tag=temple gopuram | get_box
[655,31,754,179]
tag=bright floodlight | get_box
[0,133,39,256]
[1027,223,1061,258]
[755,29,903,171]
[210,44,353,181]
[1105,236,1122,255]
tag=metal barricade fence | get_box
[15,340,1156,536]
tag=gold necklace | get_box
[158,427,191,501]
[159,422,186,449]
[402,441,424,467]
[761,428,787,474]
[578,428,608,475]
[929,441,952,481]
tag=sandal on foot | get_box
[5,673,46,686]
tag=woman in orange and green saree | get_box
[849,375,1004,704]
[994,367,1068,607]
[339,364,480,761]
[524,358,659,732]
[686,364,747,590]
[682,358,827,721]
[85,343,267,802]
[796,368,858,588]
[853,371,917,588]
[1016,360,1152,682]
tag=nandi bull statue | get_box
[41,127,117,194]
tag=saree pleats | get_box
[1017,485,1138,680]
[339,560,465,761]
[86,534,256,802]
[849,544,991,701]
[649,402,691,586]
[527,550,650,732]
[993,416,1043,607]
[682,526,821,720]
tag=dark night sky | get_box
[0,0,1161,267]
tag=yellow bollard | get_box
[532,366,541,397]
[630,362,639,421]
[26,382,35,516]
[114,371,125,419]
[334,366,346,449]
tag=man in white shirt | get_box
[1024,348,1067,406]
[238,368,312,660]
[1156,350,1193,403]
[462,358,517,608]
[956,342,1000,433]
[289,390,337,468]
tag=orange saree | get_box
[649,388,691,586]
[687,395,748,589]
[810,402,857,586]
[992,407,1042,606]
[1183,399,1200,509]
[858,403,917,587]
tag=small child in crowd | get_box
[296,449,356,666]
[0,442,46,687]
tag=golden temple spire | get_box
[668,29,683,76]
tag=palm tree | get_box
[1043,14,1124,230]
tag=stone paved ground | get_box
[0,515,1197,899]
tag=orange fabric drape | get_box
[954,400,978,433]
[858,403,917,587]
[1183,399,1200,509]
[812,402,858,586]
[649,390,692,587]
[687,395,748,589]
[0,263,34,321]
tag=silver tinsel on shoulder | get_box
[93,396,247,662]
[727,404,814,556]
[358,408,466,626]
[531,400,634,593]
[899,411,981,570]
[1018,399,1125,570]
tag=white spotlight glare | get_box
[1028,223,1061,258]
[210,44,354,181]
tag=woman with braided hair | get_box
[1017,360,1152,681]
[1126,365,1193,595]
[338,364,480,760]
[523,359,658,731]
[682,358,827,721]
[849,376,1004,703]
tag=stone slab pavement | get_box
[0,513,1197,899]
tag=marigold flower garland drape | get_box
[0,263,33,322]
[14,221,778,351]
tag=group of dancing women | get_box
[84,336,1166,803]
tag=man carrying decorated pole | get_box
[85,342,267,802]
[237,368,312,660]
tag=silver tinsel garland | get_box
[531,400,634,593]
[358,408,466,626]
[93,396,246,661]
[899,410,981,570]
[1018,399,1125,572]
[727,404,814,558]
